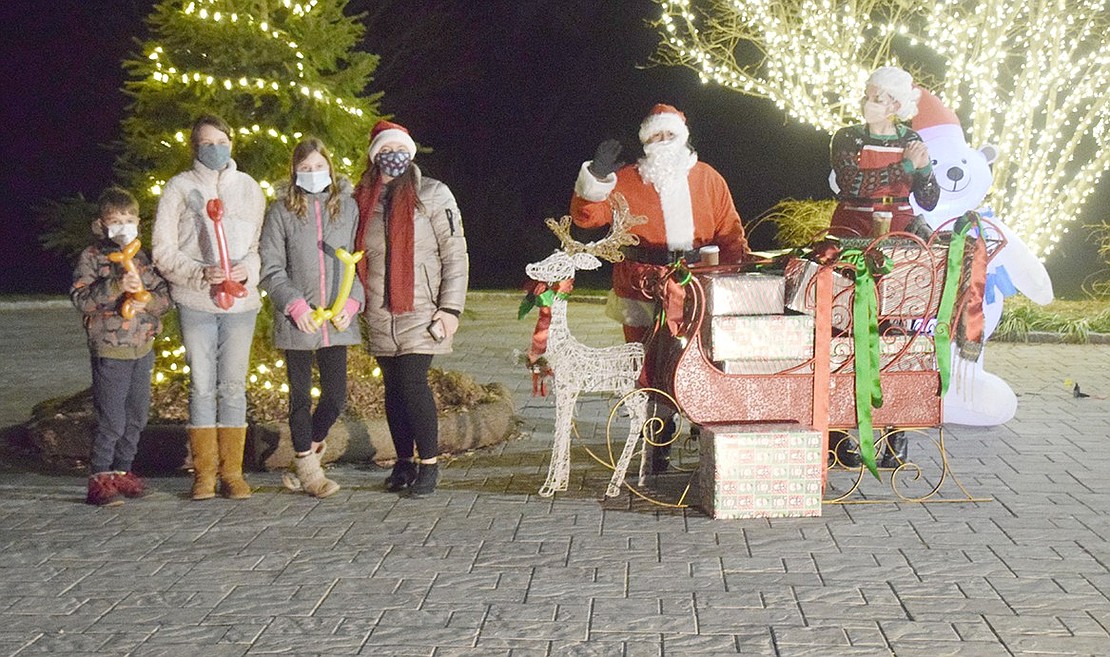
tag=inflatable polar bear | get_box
[909,88,1054,426]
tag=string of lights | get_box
[653,0,1110,258]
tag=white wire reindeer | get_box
[527,193,651,497]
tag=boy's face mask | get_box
[102,211,140,246]
[107,223,139,245]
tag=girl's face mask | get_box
[295,169,332,194]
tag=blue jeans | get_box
[90,350,154,473]
[178,306,258,427]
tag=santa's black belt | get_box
[620,245,700,265]
[842,196,910,206]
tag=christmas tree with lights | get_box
[119,0,382,204]
[118,0,383,417]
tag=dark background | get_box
[0,1,1103,296]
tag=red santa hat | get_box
[638,103,690,144]
[368,120,417,160]
[911,88,964,142]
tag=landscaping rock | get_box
[16,384,519,473]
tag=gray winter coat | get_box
[259,179,364,350]
[359,165,468,356]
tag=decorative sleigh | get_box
[630,216,1005,504]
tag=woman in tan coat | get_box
[354,120,469,497]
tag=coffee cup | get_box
[872,211,893,237]
[699,245,720,266]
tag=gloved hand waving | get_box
[587,139,622,179]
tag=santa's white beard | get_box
[638,140,695,190]
[637,140,698,251]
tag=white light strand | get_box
[654,0,1110,257]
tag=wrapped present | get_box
[839,238,949,318]
[709,314,814,361]
[718,358,812,375]
[697,423,823,519]
[701,272,785,316]
[783,258,853,330]
[829,334,936,372]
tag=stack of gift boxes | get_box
[697,271,823,519]
[781,240,942,373]
[694,242,943,519]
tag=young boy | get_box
[71,187,172,506]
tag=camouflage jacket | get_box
[70,238,173,359]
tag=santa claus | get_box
[571,104,749,343]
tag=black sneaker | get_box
[384,460,417,492]
[407,462,439,498]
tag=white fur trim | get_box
[575,161,617,202]
[639,113,689,144]
[659,178,694,251]
[915,123,964,144]
[368,129,417,160]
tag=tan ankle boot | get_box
[292,452,340,498]
[217,426,252,499]
[188,426,219,500]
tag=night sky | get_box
[0,1,1102,295]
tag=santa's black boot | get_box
[829,431,861,468]
[880,431,909,469]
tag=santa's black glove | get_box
[587,139,622,179]
[905,216,935,241]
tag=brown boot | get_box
[188,426,219,500]
[217,426,252,499]
[291,452,340,498]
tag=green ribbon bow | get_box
[840,248,891,480]
[934,213,976,397]
[517,284,568,320]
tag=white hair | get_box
[866,66,921,121]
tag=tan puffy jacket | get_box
[358,166,469,356]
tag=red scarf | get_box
[355,173,418,314]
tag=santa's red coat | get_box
[570,160,748,305]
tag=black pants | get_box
[377,353,437,460]
[90,351,154,474]
[285,346,348,453]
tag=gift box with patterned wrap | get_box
[783,258,853,330]
[701,272,785,316]
[718,358,812,375]
[697,423,823,519]
[838,238,950,318]
[829,334,936,372]
[709,313,814,361]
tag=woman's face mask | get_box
[861,86,898,125]
[374,150,412,178]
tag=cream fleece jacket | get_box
[152,159,266,313]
